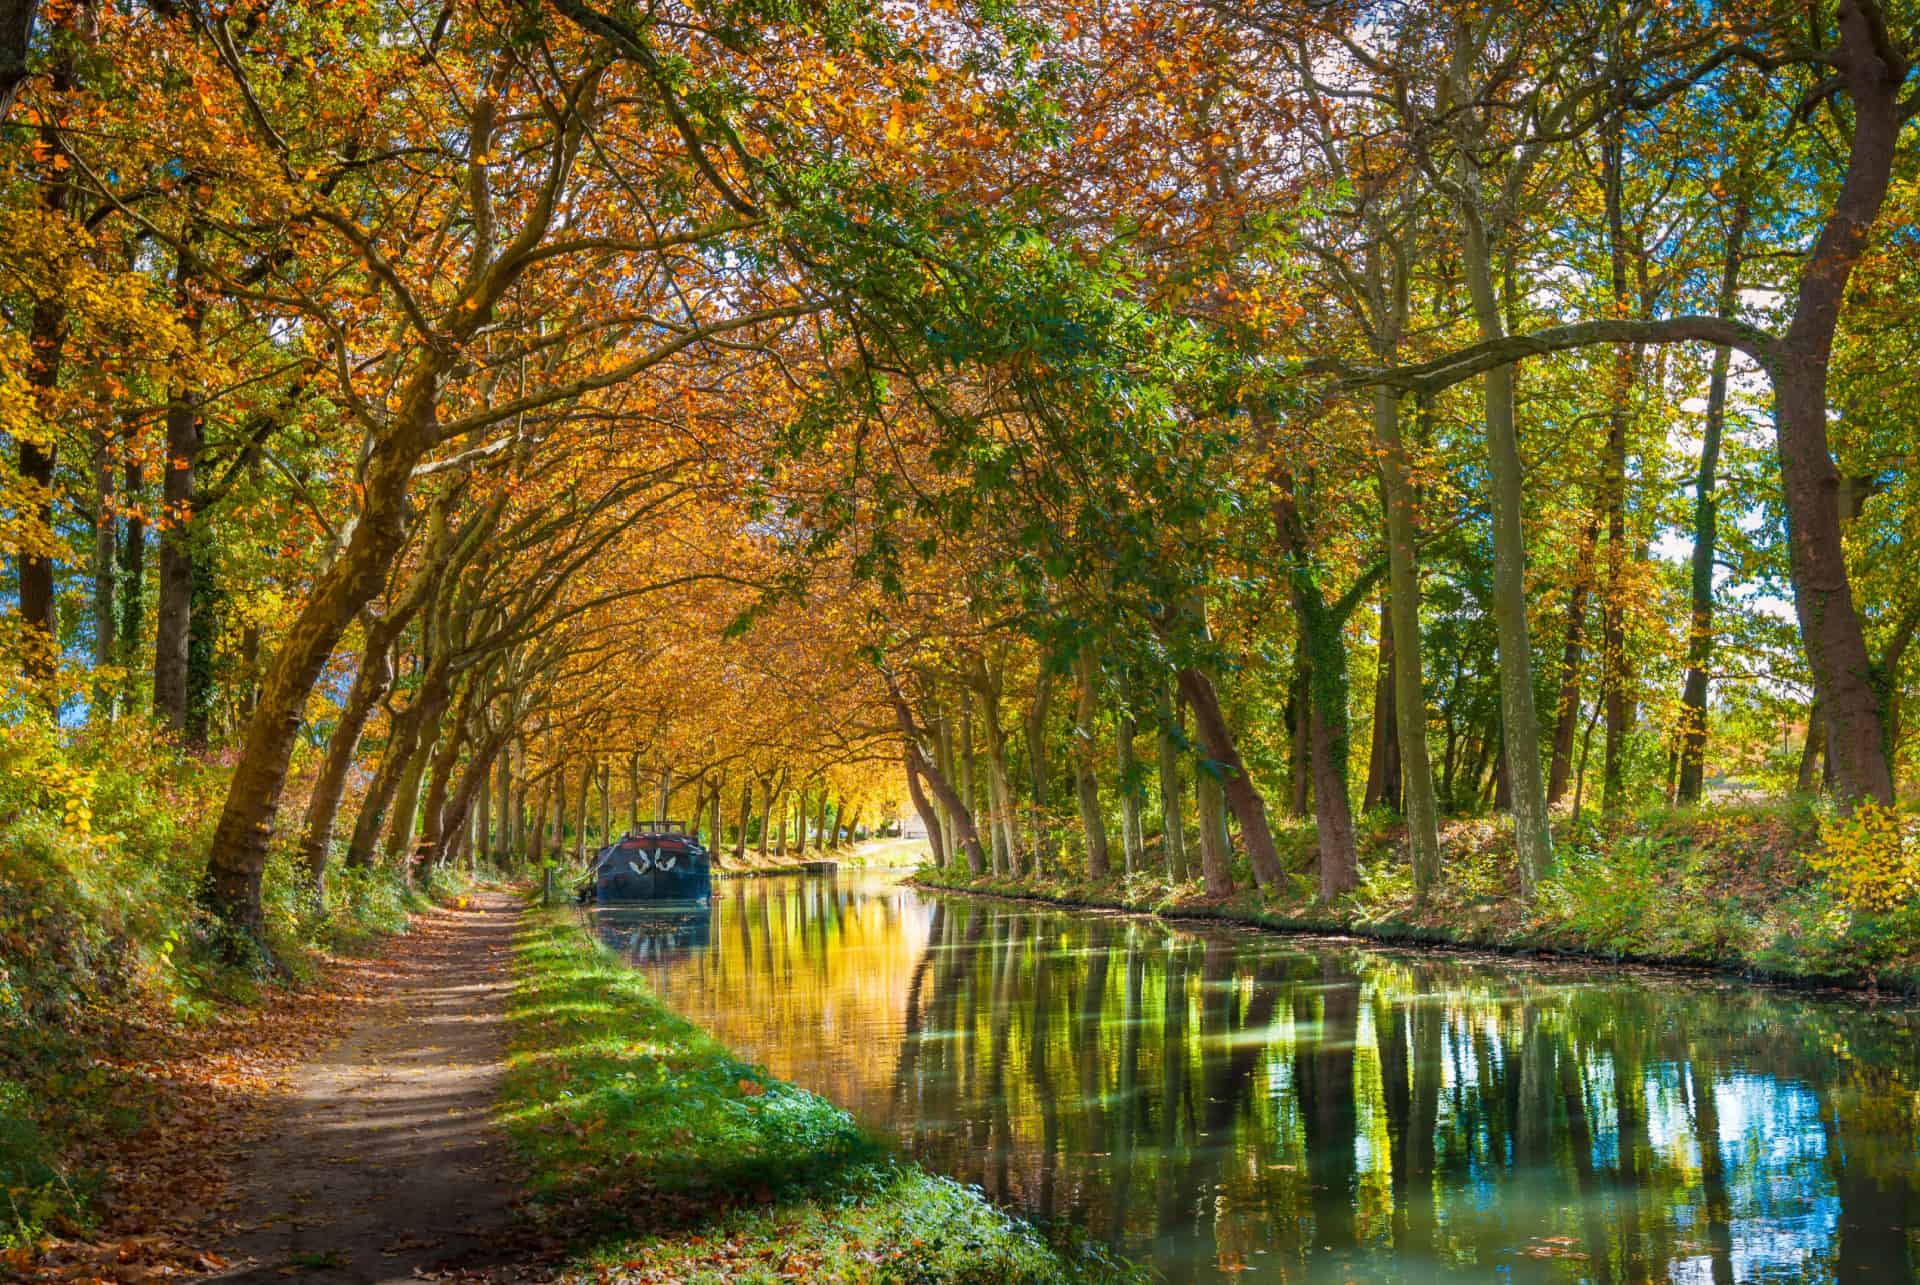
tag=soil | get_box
[204,892,536,1284]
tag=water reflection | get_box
[602,875,1920,1282]
[589,906,710,961]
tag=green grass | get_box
[502,910,1137,1284]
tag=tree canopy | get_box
[3,0,1918,947]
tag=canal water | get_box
[590,873,1920,1282]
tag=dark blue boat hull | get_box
[584,832,711,905]
[594,862,710,904]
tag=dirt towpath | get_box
[208,892,532,1284]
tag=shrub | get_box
[1812,801,1920,912]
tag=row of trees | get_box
[3,0,1916,940]
[772,0,1920,904]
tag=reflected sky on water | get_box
[593,874,1920,1282]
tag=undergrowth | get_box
[503,910,1137,1284]
[0,705,469,1253]
[918,797,1919,993]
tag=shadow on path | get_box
[209,892,532,1284]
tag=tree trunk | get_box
[529,775,551,866]
[346,701,427,869]
[655,760,672,822]
[1457,191,1553,894]
[597,759,610,844]
[1023,669,1055,872]
[14,58,73,692]
[470,791,486,872]
[198,373,446,938]
[439,737,505,869]
[1117,712,1143,875]
[1494,736,1512,812]
[1192,751,1233,898]
[932,702,957,861]
[971,674,1024,876]
[574,761,593,859]
[154,247,205,734]
[1677,200,1749,804]
[16,306,58,689]
[756,775,773,859]
[414,679,479,867]
[91,424,117,712]
[297,626,395,892]
[958,697,978,851]
[887,675,986,870]
[1547,516,1599,805]
[475,766,490,871]
[1072,650,1111,879]
[734,778,752,862]
[183,540,218,747]
[1272,474,1360,900]
[1154,679,1188,882]
[905,747,947,868]
[1768,0,1899,809]
[0,0,41,124]
[813,790,829,858]
[1288,646,1312,818]
[495,743,513,858]
[510,763,528,864]
[381,720,440,869]
[628,753,641,830]
[1362,589,1399,814]
[795,784,809,856]
[1599,118,1638,816]
[1373,386,1442,893]
[1177,666,1285,894]
[118,456,144,687]
[1797,701,1826,795]
[1309,690,1360,901]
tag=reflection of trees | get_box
[1027,918,1061,1218]
[657,879,1919,1283]
[1825,1063,1919,1280]
[1682,1057,1734,1285]
[1155,937,1195,1267]
[1296,958,1358,1254]
[1109,931,1145,1236]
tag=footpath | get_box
[206,893,530,1284]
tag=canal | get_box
[590,873,1920,1282]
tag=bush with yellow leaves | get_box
[1812,801,1920,913]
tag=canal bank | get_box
[503,907,1136,1284]
[910,857,1920,998]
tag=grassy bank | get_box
[0,711,477,1256]
[502,909,1135,1285]
[915,800,1920,994]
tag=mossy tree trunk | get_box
[1072,649,1110,880]
[1154,680,1188,882]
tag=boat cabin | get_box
[581,820,711,906]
